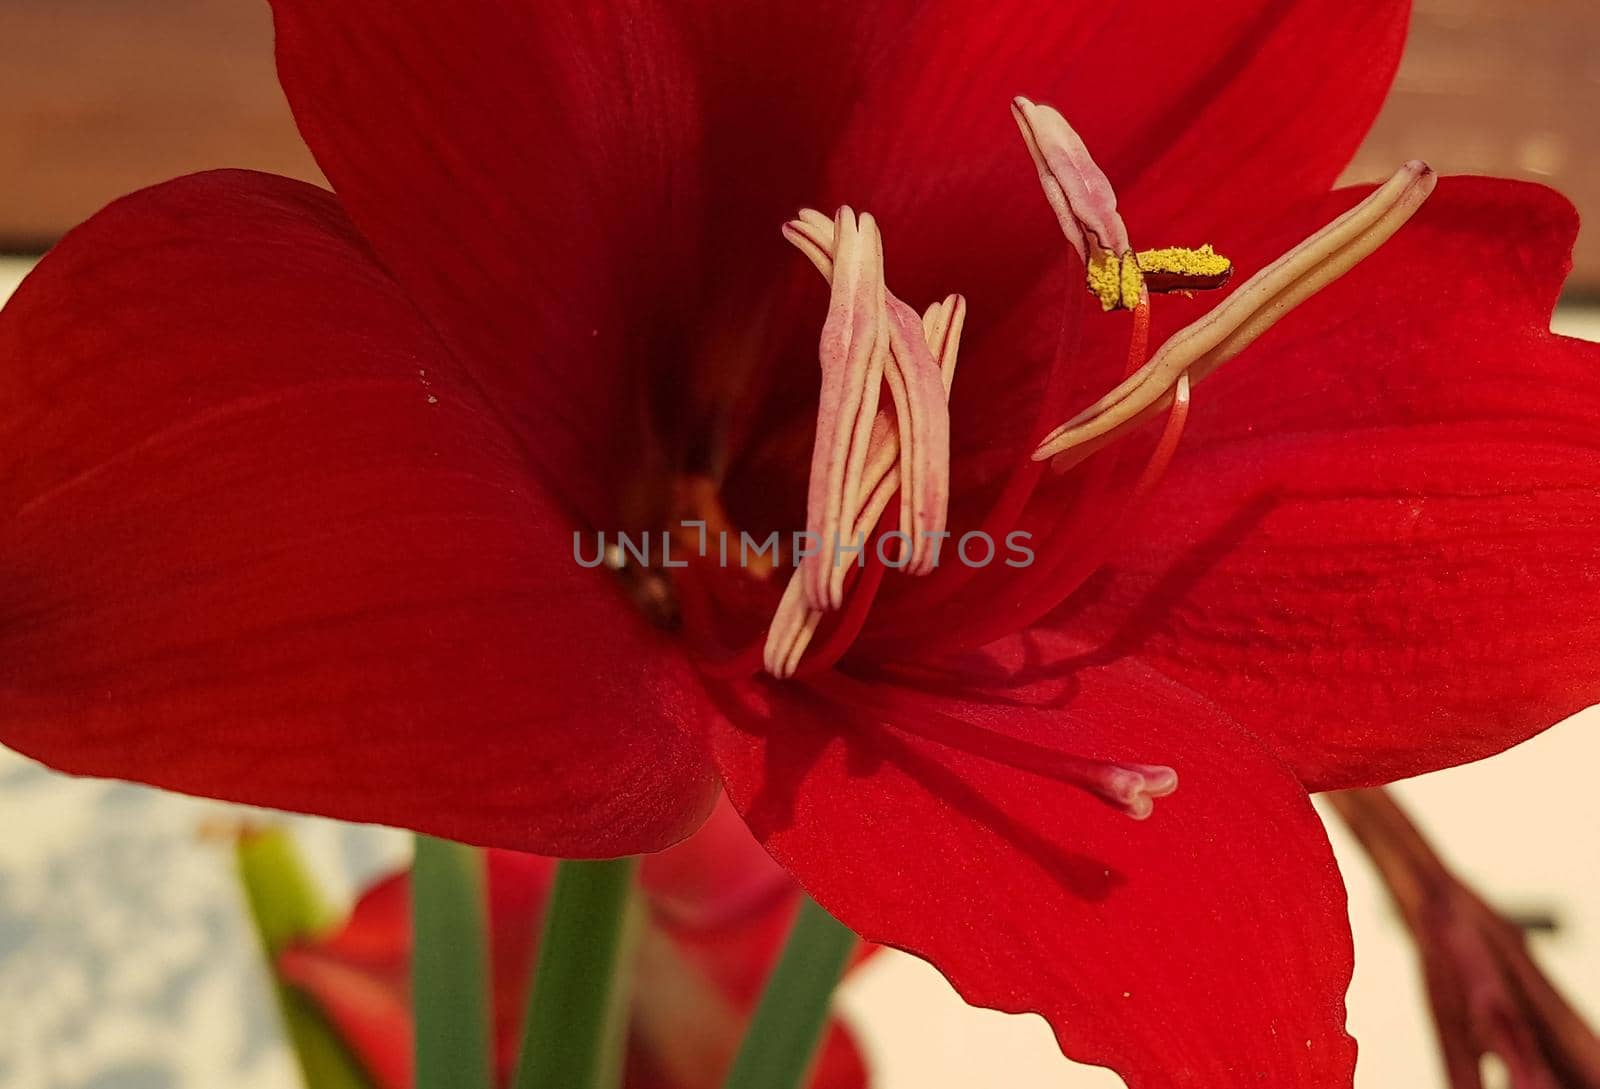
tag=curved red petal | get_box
[0,170,716,856]
[705,654,1357,1089]
[808,1030,871,1089]
[480,801,868,1089]
[1046,177,1600,789]
[640,795,794,932]
[267,0,705,526]
[277,871,414,1089]
[666,0,920,254]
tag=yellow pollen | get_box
[1120,253,1144,308]
[1085,245,1234,311]
[1136,244,1231,281]
[1086,251,1138,311]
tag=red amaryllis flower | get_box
[2,2,1598,1085]
[275,801,870,1089]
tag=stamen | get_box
[790,549,891,679]
[1093,762,1180,821]
[763,212,964,677]
[1013,96,1139,311]
[802,207,888,611]
[921,294,968,391]
[880,99,1205,623]
[1012,96,1131,270]
[1013,96,1232,312]
[762,573,823,679]
[746,101,1434,686]
[763,514,892,680]
[1136,244,1233,294]
[1034,160,1437,466]
[786,213,959,593]
[782,208,838,279]
[770,298,966,668]
[883,296,951,575]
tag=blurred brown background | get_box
[0,0,1597,290]
[0,0,322,247]
[1344,0,1600,291]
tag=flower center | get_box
[683,95,1435,823]
[763,99,1434,678]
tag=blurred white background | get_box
[0,253,1597,1088]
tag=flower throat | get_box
[687,96,1433,680]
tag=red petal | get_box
[668,0,922,243]
[0,171,715,856]
[281,855,555,1089]
[704,652,1357,1089]
[278,872,414,1089]
[267,0,705,525]
[633,799,873,1089]
[1046,177,1600,789]
[640,793,794,931]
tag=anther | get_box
[762,212,964,677]
[800,207,888,612]
[1013,96,1232,311]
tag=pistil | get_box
[824,673,1178,820]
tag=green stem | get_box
[412,835,493,1089]
[721,895,858,1089]
[513,858,642,1089]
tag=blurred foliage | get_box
[236,828,374,1089]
